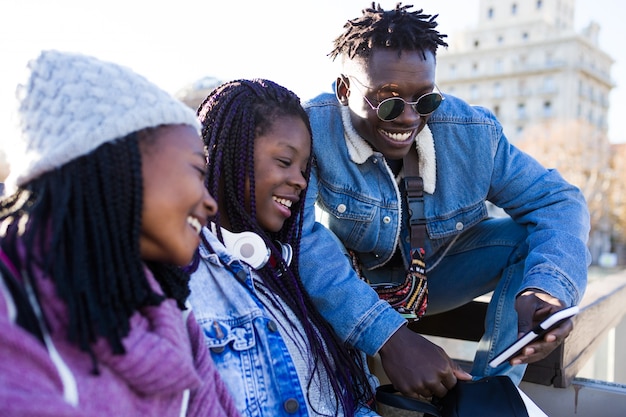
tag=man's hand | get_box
[378,325,472,398]
[511,291,574,365]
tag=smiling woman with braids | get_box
[0,50,239,416]
[186,78,378,417]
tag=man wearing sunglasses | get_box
[298,3,591,400]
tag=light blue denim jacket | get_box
[299,91,591,356]
[187,230,379,417]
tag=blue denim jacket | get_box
[299,91,591,356]
[187,230,379,417]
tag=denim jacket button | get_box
[383,216,391,224]
[210,346,225,354]
[283,398,300,413]
[267,320,278,332]
[455,221,464,231]
[337,204,347,213]
[236,270,247,282]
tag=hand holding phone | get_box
[488,305,579,368]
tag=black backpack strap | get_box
[402,146,427,249]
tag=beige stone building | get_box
[436,0,614,143]
[436,0,618,263]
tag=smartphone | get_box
[488,305,579,368]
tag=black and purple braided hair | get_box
[197,79,374,416]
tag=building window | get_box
[512,3,518,15]
[518,79,528,96]
[472,62,479,74]
[599,92,607,107]
[493,105,501,118]
[497,35,504,44]
[578,80,584,96]
[543,101,552,118]
[449,63,457,78]
[536,0,542,9]
[517,103,526,119]
[493,82,503,98]
[543,76,555,93]
[488,7,494,19]
[474,39,480,48]
[522,32,529,41]
[470,84,479,101]
[494,59,503,73]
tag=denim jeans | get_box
[427,217,529,384]
[341,217,529,384]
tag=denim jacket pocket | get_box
[200,318,256,354]
[318,183,377,222]
[200,316,276,416]
[317,183,383,252]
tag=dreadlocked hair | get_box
[0,130,191,372]
[197,79,374,416]
[329,2,448,61]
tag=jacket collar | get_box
[341,106,436,194]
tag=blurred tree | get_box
[516,120,614,262]
[608,143,626,262]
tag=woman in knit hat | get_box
[0,50,240,417]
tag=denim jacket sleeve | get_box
[429,102,590,306]
[299,165,406,356]
[482,109,590,305]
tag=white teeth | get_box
[380,129,412,142]
[186,216,202,234]
[273,196,293,208]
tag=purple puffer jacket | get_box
[0,254,240,417]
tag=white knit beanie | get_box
[5,50,200,192]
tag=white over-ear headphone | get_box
[212,224,292,269]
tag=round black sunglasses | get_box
[347,76,444,121]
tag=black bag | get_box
[376,376,529,417]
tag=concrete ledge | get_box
[521,378,626,417]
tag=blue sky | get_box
[1,0,623,160]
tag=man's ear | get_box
[336,75,350,106]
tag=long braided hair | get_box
[329,2,449,61]
[197,79,374,416]
[0,129,190,371]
